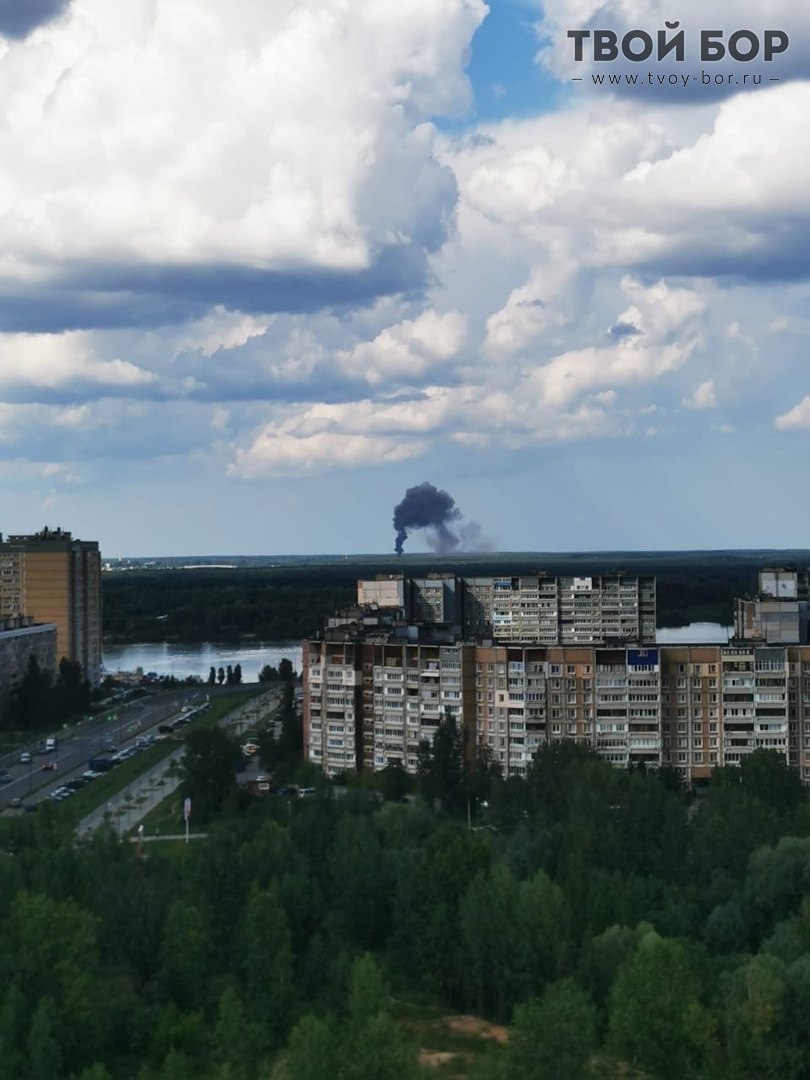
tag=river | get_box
[102,642,304,681]
[103,623,731,681]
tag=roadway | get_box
[0,688,206,810]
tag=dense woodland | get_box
[100,556,773,643]
[4,724,810,1077]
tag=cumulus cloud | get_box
[173,307,274,358]
[444,83,810,285]
[0,0,806,536]
[0,331,158,394]
[0,0,486,328]
[226,274,702,474]
[335,309,467,384]
[775,398,810,431]
[683,380,717,409]
[229,428,426,477]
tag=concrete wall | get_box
[0,623,57,719]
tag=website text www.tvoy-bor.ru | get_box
[583,70,776,87]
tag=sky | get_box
[0,0,808,557]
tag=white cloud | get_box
[174,307,273,358]
[336,309,467,384]
[0,331,157,390]
[229,428,426,477]
[0,0,486,276]
[683,380,717,409]
[776,397,810,431]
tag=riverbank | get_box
[102,641,304,682]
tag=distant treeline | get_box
[100,556,781,643]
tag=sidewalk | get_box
[77,687,281,837]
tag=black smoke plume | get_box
[393,481,490,555]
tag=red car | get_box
[40,761,57,771]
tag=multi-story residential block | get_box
[305,635,810,784]
[303,570,810,786]
[0,616,57,719]
[0,527,102,683]
[355,572,656,646]
[734,568,810,644]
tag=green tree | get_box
[607,930,715,1079]
[157,901,213,1011]
[375,762,414,802]
[258,664,278,683]
[328,815,389,950]
[714,749,805,817]
[277,681,303,762]
[5,654,52,731]
[285,1014,337,1080]
[3,891,102,1069]
[279,657,295,681]
[211,986,260,1080]
[235,885,294,1044]
[52,657,92,718]
[208,667,216,686]
[26,996,62,1080]
[217,667,225,685]
[180,727,241,821]
[233,663,242,685]
[719,953,790,1079]
[417,712,466,816]
[501,979,597,1080]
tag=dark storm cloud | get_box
[0,0,69,38]
[631,217,810,284]
[0,244,432,334]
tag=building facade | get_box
[303,570,810,785]
[0,527,102,683]
[305,636,810,785]
[352,572,657,646]
[734,568,810,644]
[0,618,58,719]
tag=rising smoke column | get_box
[393,481,464,555]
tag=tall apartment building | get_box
[303,570,810,785]
[354,572,656,646]
[305,633,808,785]
[0,527,102,683]
[735,568,810,644]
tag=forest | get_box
[3,733,810,1078]
[100,553,778,643]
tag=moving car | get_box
[20,751,31,764]
[40,761,57,771]
[0,772,13,785]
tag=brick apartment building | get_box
[0,527,102,683]
[303,570,810,786]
